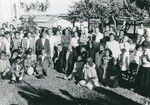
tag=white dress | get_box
[106,40,121,59]
[70,37,79,48]
[49,35,55,58]
[79,63,99,90]
[95,32,104,43]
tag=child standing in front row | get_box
[10,57,24,84]
[35,49,52,79]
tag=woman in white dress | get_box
[48,28,55,58]
[78,57,100,90]
[119,36,130,72]
[106,33,121,59]
[70,31,79,48]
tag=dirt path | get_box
[0,69,147,105]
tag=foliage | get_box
[68,0,149,24]
[20,0,50,12]
[19,15,37,33]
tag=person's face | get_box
[123,36,128,42]
[27,54,31,59]
[140,24,144,28]
[28,33,31,38]
[42,33,46,38]
[16,59,21,64]
[105,26,109,31]
[72,27,76,32]
[58,26,62,30]
[56,31,60,35]
[0,53,5,60]
[5,34,10,39]
[0,29,5,35]
[48,29,52,35]
[99,46,104,51]
[141,36,145,42]
[77,56,82,61]
[36,30,40,35]
[20,31,23,34]
[74,32,78,37]
[31,33,36,38]
[138,47,142,51]
[2,24,7,29]
[65,29,69,35]
[16,33,20,38]
[110,27,113,31]
[89,43,92,48]
[58,46,62,51]
[105,50,110,57]
[109,35,114,41]
[96,28,99,33]
[120,31,124,37]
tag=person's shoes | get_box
[1,76,7,80]
[43,71,47,76]
[9,80,16,84]
[36,74,44,79]
[17,80,23,84]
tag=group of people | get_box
[0,22,150,97]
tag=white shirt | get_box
[71,37,79,48]
[66,50,71,61]
[137,28,144,36]
[41,38,46,46]
[95,32,104,43]
[106,40,121,59]
[27,38,31,49]
[49,35,55,58]
[120,42,130,54]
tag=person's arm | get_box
[105,42,108,49]
[146,50,150,62]
[67,63,77,80]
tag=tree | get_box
[130,0,150,16]
[69,0,148,31]
[20,0,50,12]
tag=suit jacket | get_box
[36,38,50,56]
[64,50,77,75]
[53,50,65,73]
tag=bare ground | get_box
[0,69,149,105]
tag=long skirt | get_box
[135,66,150,97]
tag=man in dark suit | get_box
[53,44,66,73]
[36,31,50,57]
[64,45,77,76]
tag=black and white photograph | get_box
[0,0,150,105]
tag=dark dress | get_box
[102,57,119,88]
[87,48,96,63]
[134,48,150,97]
[135,66,150,97]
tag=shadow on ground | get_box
[18,83,142,105]
[18,85,114,105]
[94,87,141,105]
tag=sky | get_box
[48,0,80,14]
